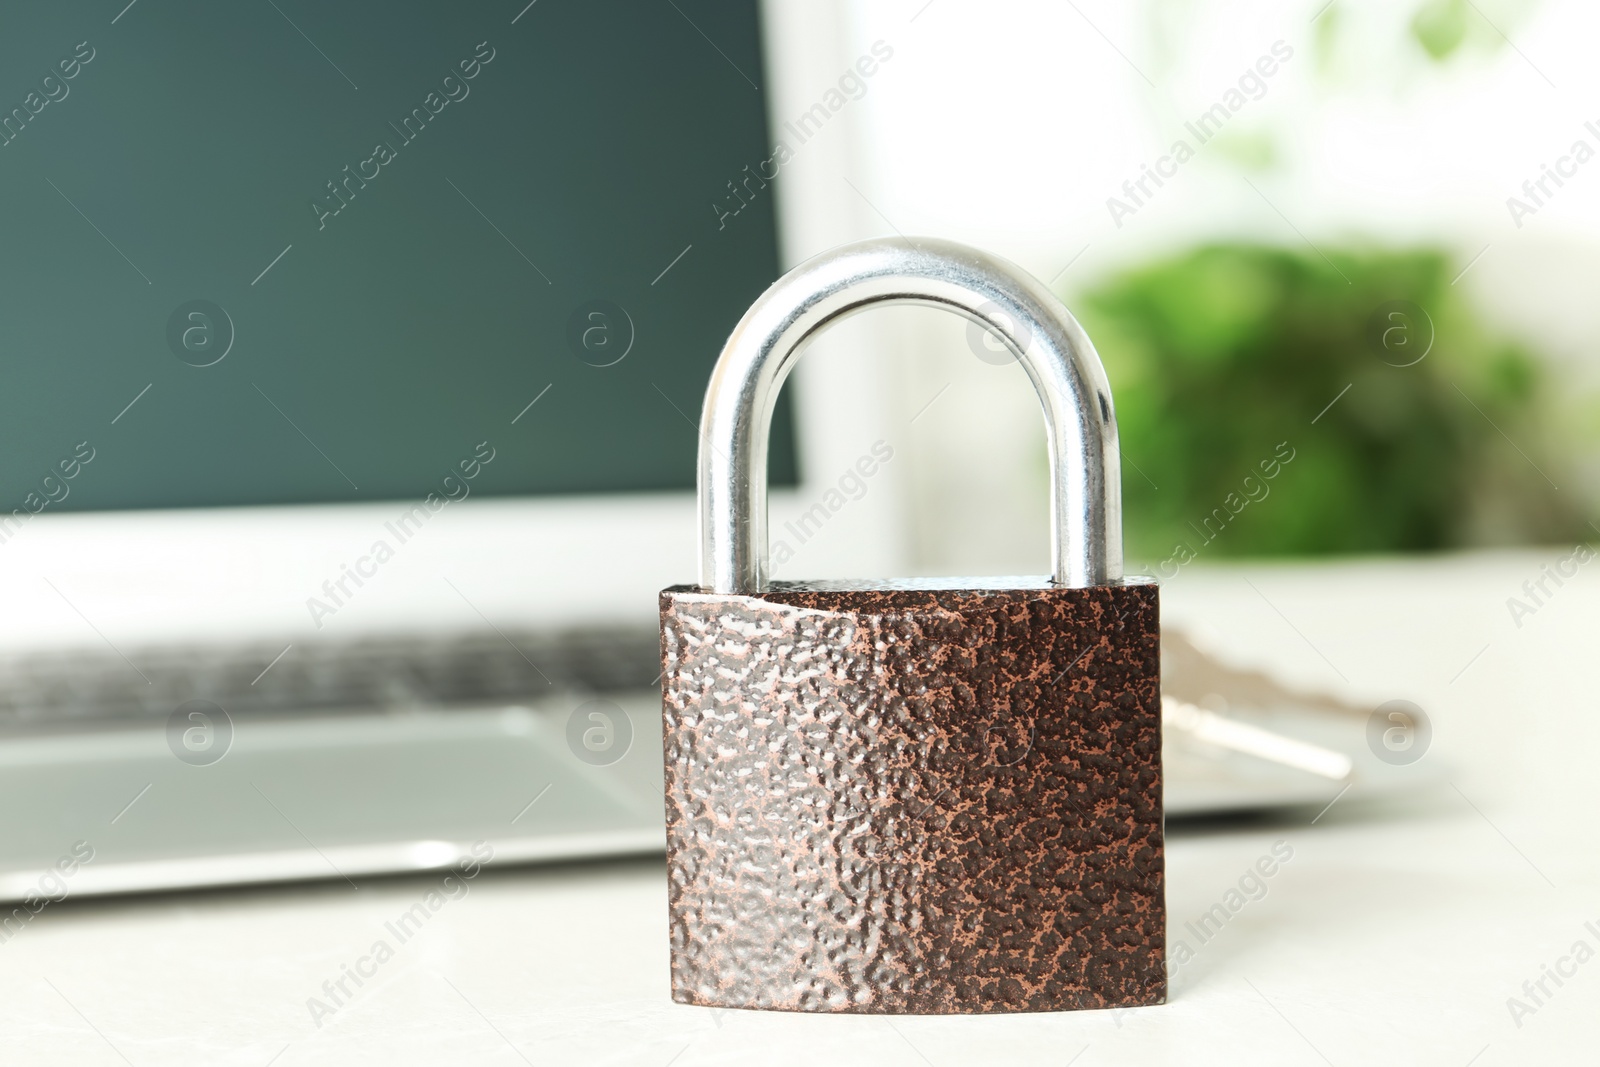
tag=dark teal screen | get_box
[0,0,795,512]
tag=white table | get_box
[5,551,1596,1065]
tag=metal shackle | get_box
[698,237,1123,594]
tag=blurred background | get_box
[780,0,1600,580]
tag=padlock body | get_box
[658,578,1163,1014]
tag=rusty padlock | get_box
[658,238,1163,1014]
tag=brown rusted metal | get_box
[658,578,1164,1014]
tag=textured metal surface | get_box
[696,237,1122,592]
[659,579,1164,1014]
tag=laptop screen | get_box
[0,0,796,513]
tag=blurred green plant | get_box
[1075,244,1590,561]
[1411,0,1472,61]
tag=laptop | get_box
[0,0,1394,904]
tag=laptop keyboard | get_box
[0,627,663,730]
